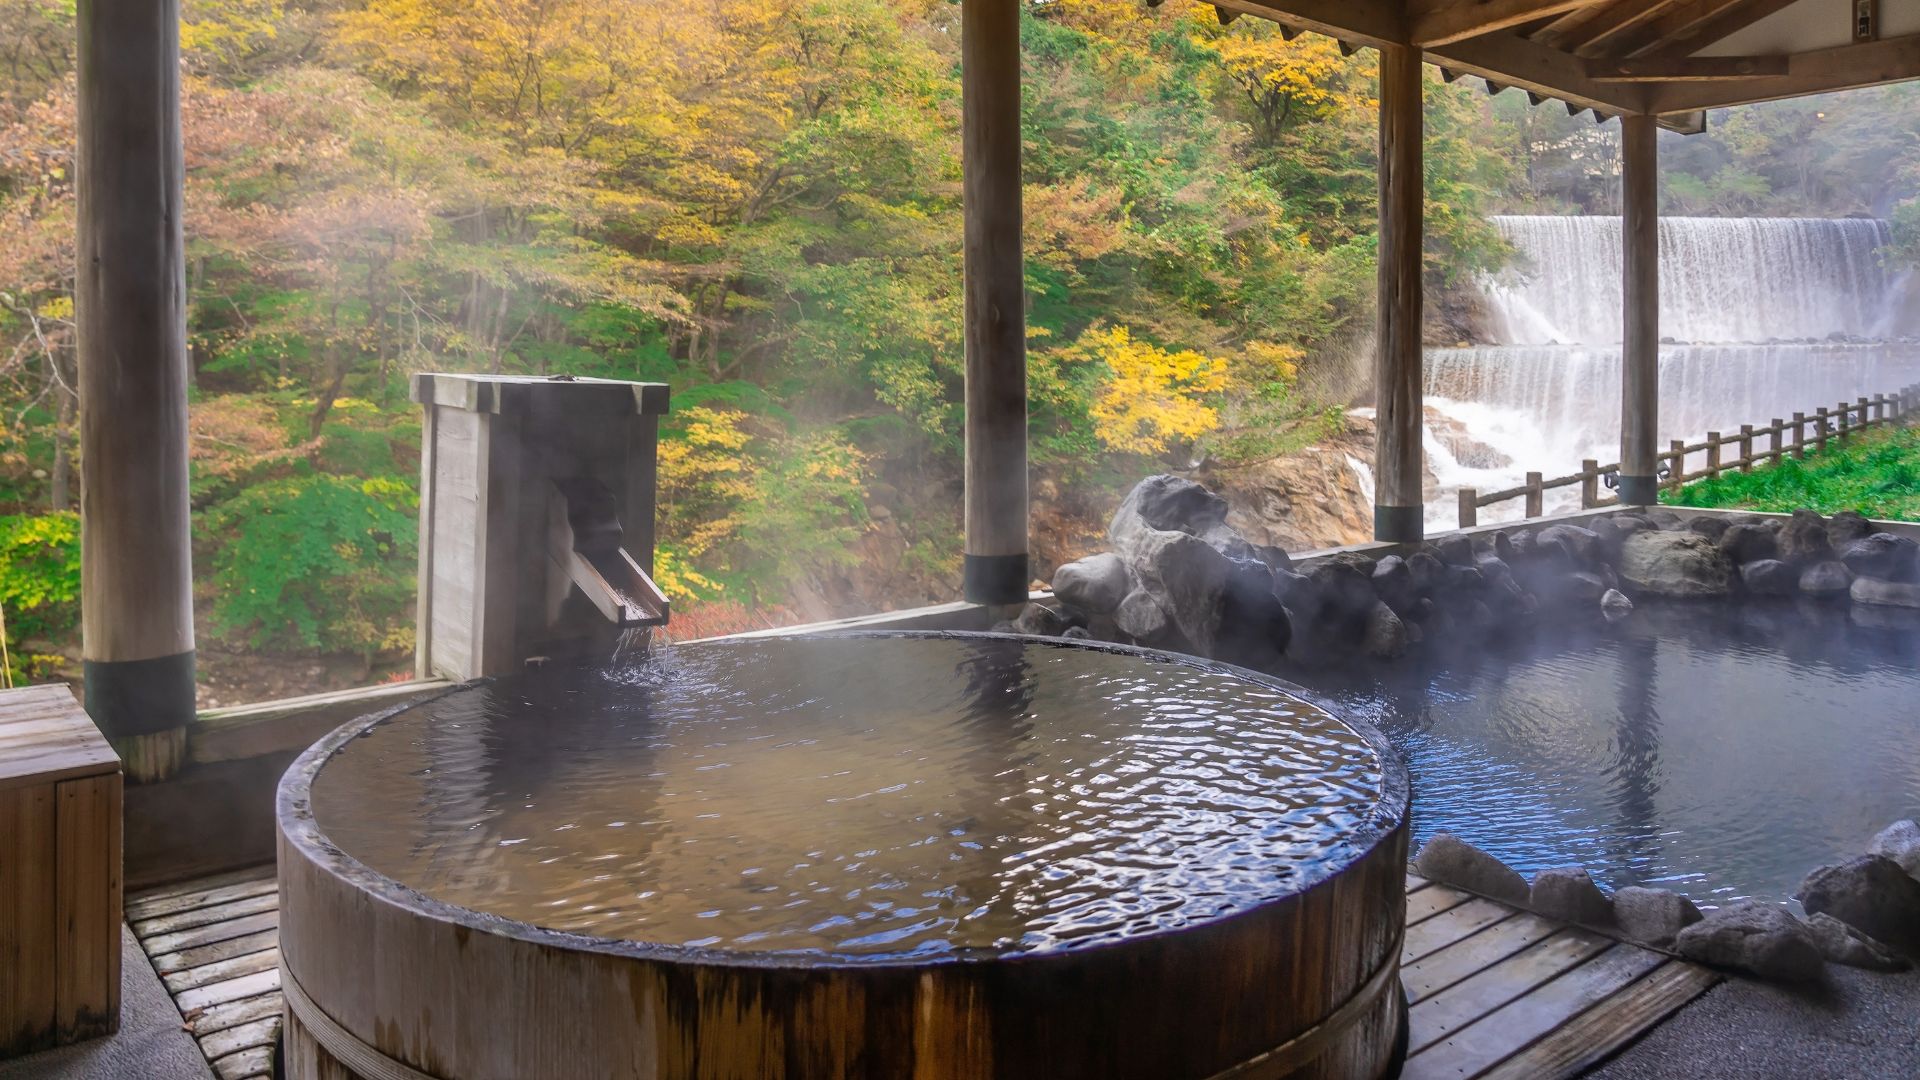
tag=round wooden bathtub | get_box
[276,633,1410,1079]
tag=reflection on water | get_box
[1282,600,1920,907]
[311,636,1385,959]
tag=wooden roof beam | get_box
[1560,0,1690,57]
[1410,0,1600,47]
[1652,31,1920,109]
[1426,26,1654,112]
[1208,0,1403,48]
[1614,0,1794,59]
[1588,53,1788,78]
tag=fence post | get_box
[1769,419,1783,464]
[1705,432,1721,476]
[1668,439,1686,490]
[1580,459,1599,508]
[1738,424,1753,472]
[1838,402,1851,442]
[1872,393,1886,426]
[1525,471,1543,518]
[1816,407,1831,450]
[1857,396,1871,432]
[1793,412,1806,458]
[1458,488,1477,529]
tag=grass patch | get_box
[1663,424,1920,520]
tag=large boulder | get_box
[1127,531,1231,655]
[1825,510,1878,548]
[1600,588,1634,619]
[1051,553,1130,614]
[1738,558,1799,596]
[1717,522,1779,565]
[1776,509,1835,566]
[1850,577,1920,608]
[1216,558,1291,665]
[1685,515,1732,542]
[1114,589,1171,644]
[1797,855,1920,957]
[1012,602,1069,637]
[1371,555,1416,613]
[1798,560,1854,597]
[1362,602,1408,660]
[1619,531,1734,597]
[1530,867,1613,925]
[1412,833,1529,905]
[1673,901,1824,982]
[1107,475,1228,560]
[1805,912,1911,972]
[1537,525,1602,569]
[1612,886,1702,947]
[1839,533,1920,582]
[1867,819,1920,879]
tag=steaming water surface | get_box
[1284,601,1920,908]
[310,636,1388,959]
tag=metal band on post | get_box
[1615,474,1658,507]
[1204,928,1406,1080]
[281,962,445,1080]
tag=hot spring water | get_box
[1424,216,1920,526]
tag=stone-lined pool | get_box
[1284,598,1920,907]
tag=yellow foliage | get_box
[1239,340,1302,383]
[1072,325,1228,455]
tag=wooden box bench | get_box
[0,683,122,1057]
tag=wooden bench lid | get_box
[0,683,120,790]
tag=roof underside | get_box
[1209,0,1920,133]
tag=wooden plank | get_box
[1403,912,1564,1004]
[1407,874,1430,891]
[150,928,282,976]
[1404,898,1514,963]
[133,892,279,939]
[128,866,276,909]
[174,968,280,1014]
[1481,960,1719,1080]
[1402,944,1667,1080]
[182,990,284,1037]
[164,947,280,995]
[1652,32,1920,111]
[1407,884,1474,925]
[197,1016,281,1063]
[126,875,277,923]
[1411,0,1600,47]
[2,784,57,1054]
[1408,929,1615,1054]
[208,1045,275,1080]
[0,788,20,1050]
[1588,54,1787,79]
[142,910,279,957]
[54,773,120,1042]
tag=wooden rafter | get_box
[1652,31,1920,109]
[1588,53,1787,78]
[1409,0,1599,47]
[1610,0,1791,59]
[1428,26,1653,112]
[1560,0,1689,57]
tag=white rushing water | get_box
[1421,216,1920,527]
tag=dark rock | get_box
[1825,510,1877,548]
[1412,833,1528,905]
[1110,474,1227,544]
[1128,531,1231,654]
[1612,886,1702,947]
[1563,571,1607,603]
[1505,529,1539,563]
[1218,558,1291,663]
[1114,589,1170,644]
[1867,819,1920,879]
[1798,560,1854,597]
[1685,515,1732,541]
[1600,588,1633,618]
[1538,524,1602,568]
[1589,516,1650,563]
[1051,553,1131,614]
[1055,604,1090,630]
[1619,532,1734,597]
[1850,577,1920,608]
[1299,558,1379,634]
[1839,533,1920,582]
[1433,535,1476,567]
[1474,555,1514,589]
[1643,509,1683,530]
[1060,625,1093,641]
[989,619,1017,634]
[1805,912,1911,972]
[1490,531,1518,563]
[1445,564,1487,595]
[1530,867,1613,925]
[1405,551,1447,595]
[1797,855,1920,957]
[1362,602,1408,659]
[1777,509,1834,566]
[1371,555,1416,613]
[1739,558,1800,596]
[1673,901,1824,982]
[1717,523,1779,565]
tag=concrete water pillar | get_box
[960,0,1028,605]
[1373,43,1425,543]
[1618,113,1660,506]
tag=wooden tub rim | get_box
[276,629,1411,975]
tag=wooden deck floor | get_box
[128,869,1717,1080]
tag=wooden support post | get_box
[1580,459,1599,508]
[1668,438,1686,489]
[1705,432,1721,476]
[1617,113,1659,506]
[77,0,194,782]
[1872,393,1886,423]
[1738,424,1753,472]
[1524,471,1544,518]
[960,0,1027,605]
[1837,401,1851,442]
[1858,395,1871,431]
[1816,407,1830,451]
[1457,488,1477,529]
[1373,43,1425,543]
[1768,419,1783,464]
[1792,411,1806,458]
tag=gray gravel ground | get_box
[0,927,213,1080]
[1592,965,1920,1079]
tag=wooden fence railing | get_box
[1455,384,1920,529]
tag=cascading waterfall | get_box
[1422,216,1920,526]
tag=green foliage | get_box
[1665,425,1920,521]
[0,511,79,643]
[200,474,417,657]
